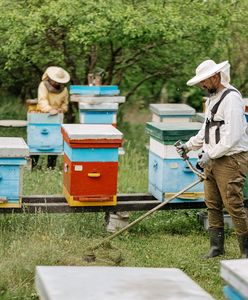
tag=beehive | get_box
[61,124,123,206]
[70,86,125,126]
[27,113,63,154]
[0,137,28,207]
[146,122,204,202]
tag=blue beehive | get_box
[70,85,120,96]
[27,113,64,154]
[0,137,29,207]
[146,122,204,202]
[79,103,118,125]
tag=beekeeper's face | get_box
[199,73,221,95]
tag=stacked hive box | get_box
[70,86,125,126]
[78,103,118,126]
[61,124,123,206]
[27,113,64,155]
[149,103,195,123]
[221,259,248,300]
[0,137,29,207]
[146,122,204,202]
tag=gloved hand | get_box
[49,108,59,116]
[176,143,189,157]
[197,152,210,168]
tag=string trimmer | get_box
[84,140,205,263]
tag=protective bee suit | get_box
[183,60,248,258]
[37,66,70,113]
[32,66,70,169]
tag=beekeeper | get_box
[177,59,248,258]
[31,66,70,169]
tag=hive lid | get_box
[149,103,195,116]
[0,137,29,157]
[79,103,118,111]
[35,266,214,300]
[28,113,64,124]
[70,85,120,96]
[221,259,248,299]
[146,122,202,143]
[62,124,123,140]
[0,120,27,127]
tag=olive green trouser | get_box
[204,152,248,235]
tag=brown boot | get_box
[237,233,248,258]
[203,228,224,259]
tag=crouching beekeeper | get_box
[31,66,70,169]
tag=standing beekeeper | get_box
[177,59,248,258]
[31,66,70,169]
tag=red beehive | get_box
[61,124,123,206]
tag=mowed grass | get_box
[0,96,240,300]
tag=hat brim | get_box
[47,67,70,84]
[187,61,229,86]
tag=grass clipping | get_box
[83,241,124,266]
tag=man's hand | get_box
[49,108,59,115]
[176,143,189,157]
[198,152,210,168]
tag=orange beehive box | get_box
[63,154,118,197]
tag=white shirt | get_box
[186,85,248,159]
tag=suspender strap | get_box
[205,89,239,144]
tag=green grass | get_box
[0,96,239,300]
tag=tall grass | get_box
[0,96,238,300]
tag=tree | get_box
[0,0,244,111]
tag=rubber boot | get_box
[203,228,224,258]
[237,233,248,258]
[47,155,57,170]
[31,155,40,170]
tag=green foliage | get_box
[0,0,246,108]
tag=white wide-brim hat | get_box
[187,60,229,86]
[46,66,70,84]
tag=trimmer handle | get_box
[174,140,188,161]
